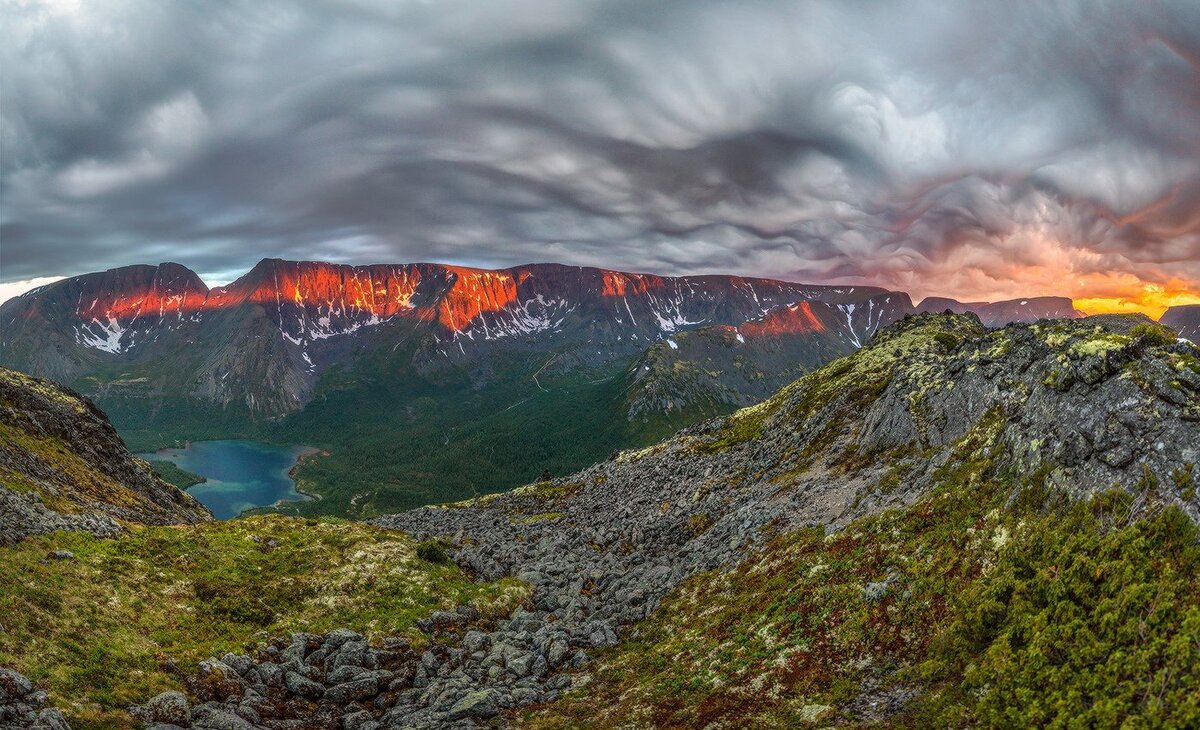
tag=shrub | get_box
[1130,322,1178,347]
[416,540,448,563]
[933,332,960,350]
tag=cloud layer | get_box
[3,0,1199,312]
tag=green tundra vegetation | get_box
[144,459,206,489]
[0,517,529,730]
[522,415,1200,728]
[107,345,699,519]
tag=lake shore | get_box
[136,440,320,519]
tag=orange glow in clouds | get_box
[1070,278,1200,319]
[910,235,1199,320]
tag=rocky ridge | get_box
[0,367,210,544]
[150,313,1200,728]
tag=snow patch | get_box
[76,317,127,353]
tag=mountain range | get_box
[0,259,909,411]
[1,258,1191,516]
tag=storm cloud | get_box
[2,0,1199,310]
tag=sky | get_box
[2,1,1199,315]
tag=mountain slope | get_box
[1162,304,1200,343]
[8,314,1196,728]
[0,367,210,544]
[0,515,529,728]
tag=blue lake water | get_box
[138,440,317,519]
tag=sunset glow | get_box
[1075,287,1200,319]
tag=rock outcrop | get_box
[0,367,210,544]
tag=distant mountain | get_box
[1161,304,1200,343]
[0,259,913,514]
[0,367,209,544]
[0,259,898,416]
[624,295,912,422]
[917,295,1083,327]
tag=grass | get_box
[0,517,529,729]
[144,459,205,489]
[1130,322,1179,347]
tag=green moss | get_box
[513,512,565,524]
[933,332,960,350]
[686,513,714,536]
[0,517,528,729]
[911,494,1200,728]
[511,480,584,503]
[691,400,771,455]
[415,540,449,563]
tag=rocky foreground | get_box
[112,313,1200,728]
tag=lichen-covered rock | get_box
[129,690,191,725]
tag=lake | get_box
[139,440,317,519]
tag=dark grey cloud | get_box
[2,0,1199,309]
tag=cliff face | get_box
[0,367,210,544]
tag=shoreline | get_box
[282,445,324,506]
[137,440,323,518]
